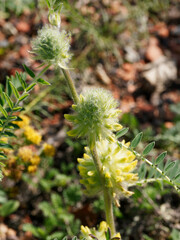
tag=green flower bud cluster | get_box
[31,25,72,68]
[78,140,138,205]
[64,88,122,149]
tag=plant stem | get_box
[61,69,79,104]
[92,146,116,236]
[103,189,116,236]
[61,67,116,234]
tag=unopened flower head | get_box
[80,221,121,240]
[65,88,122,149]
[31,25,72,68]
[78,140,138,204]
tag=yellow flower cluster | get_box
[24,126,42,145]
[80,221,121,240]
[78,140,138,205]
[43,143,55,157]
[18,147,33,162]
[15,115,30,128]
[15,115,42,145]
[18,146,41,174]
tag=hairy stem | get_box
[61,69,79,104]
[92,146,116,236]
[61,67,116,234]
[103,189,116,236]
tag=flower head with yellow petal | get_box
[78,140,138,204]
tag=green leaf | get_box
[13,106,23,112]
[155,152,167,165]
[0,104,8,118]
[26,83,36,92]
[0,143,13,149]
[7,123,20,129]
[18,93,29,102]
[3,131,16,138]
[45,0,51,8]
[51,193,62,209]
[15,72,26,89]
[164,162,175,173]
[37,78,51,85]
[22,224,43,238]
[0,152,7,160]
[131,132,143,148]
[0,200,19,217]
[116,128,129,139]
[143,142,155,156]
[46,232,64,240]
[174,173,180,181]
[23,64,35,78]
[6,79,12,97]
[0,190,7,204]
[9,82,20,99]
[3,92,13,109]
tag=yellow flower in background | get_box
[24,126,42,145]
[18,147,33,162]
[15,115,30,128]
[43,143,55,157]
[28,165,37,173]
[78,140,138,205]
[80,221,121,240]
[30,155,40,165]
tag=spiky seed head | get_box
[31,25,72,68]
[78,140,138,204]
[65,88,122,149]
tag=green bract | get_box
[31,25,72,68]
[64,88,122,149]
[78,140,138,205]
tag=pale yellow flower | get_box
[80,221,121,240]
[30,155,41,165]
[15,115,30,128]
[24,126,42,145]
[28,165,37,173]
[18,147,33,162]
[43,143,55,157]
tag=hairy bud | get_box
[31,25,72,68]
[65,88,122,149]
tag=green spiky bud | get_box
[31,25,72,68]
[78,140,138,204]
[64,88,122,149]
